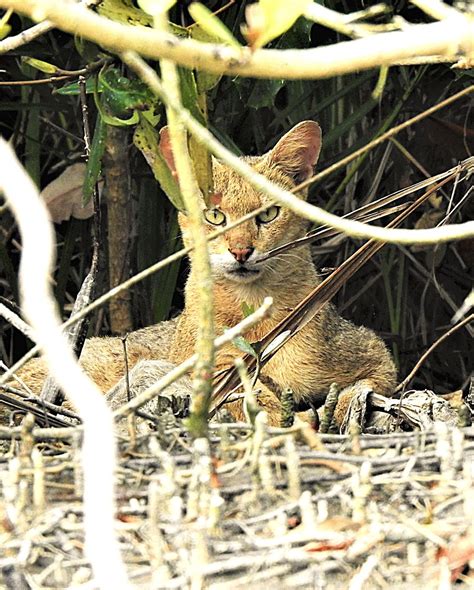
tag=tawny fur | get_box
[169,122,396,425]
[10,121,396,428]
[12,320,177,396]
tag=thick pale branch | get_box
[410,0,463,21]
[0,0,472,76]
[0,139,131,590]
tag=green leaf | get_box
[142,107,161,126]
[177,67,213,203]
[323,96,377,149]
[243,0,310,49]
[22,57,58,75]
[137,178,181,323]
[372,66,389,100]
[189,23,223,93]
[92,67,157,126]
[232,336,258,358]
[189,3,241,48]
[276,15,313,48]
[178,67,206,125]
[0,23,11,41]
[133,116,185,211]
[100,67,156,116]
[24,89,40,187]
[83,114,107,205]
[96,0,153,26]
[248,78,285,109]
[151,211,181,321]
[74,37,102,61]
[94,90,140,126]
[0,9,12,41]
[55,77,104,95]
[241,302,255,318]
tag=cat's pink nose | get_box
[229,247,254,263]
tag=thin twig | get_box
[0,0,101,54]
[395,313,474,392]
[0,384,80,421]
[0,19,54,53]
[0,75,71,86]
[113,298,273,418]
[123,53,474,245]
[304,3,393,38]
[0,302,35,341]
[297,85,474,192]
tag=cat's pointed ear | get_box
[268,121,322,184]
[158,126,178,180]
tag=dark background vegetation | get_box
[0,1,472,395]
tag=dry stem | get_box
[155,11,214,439]
[396,313,474,392]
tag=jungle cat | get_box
[166,121,396,424]
[11,121,396,427]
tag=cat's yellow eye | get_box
[257,205,280,224]
[203,208,226,226]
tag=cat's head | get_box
[160,121,322,285]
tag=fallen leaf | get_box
[40,163,98,223]
[436,530,474,582]
[242,0,310,49]
[304,539,353,552]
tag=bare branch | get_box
[0,0,472,76]
[123,52,474,245]
[0,19,54,53]
[410,0,464,21]
[304,3,394,38]
[395,313,474,392]
[0,302,35,342]
[0,139,131,590]
[0,0,99,54]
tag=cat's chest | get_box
[215,280,303,327]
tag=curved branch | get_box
[0,139,131,590]
[123,52,474,245]
[395,313,474,392]
[0,0,472,77]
